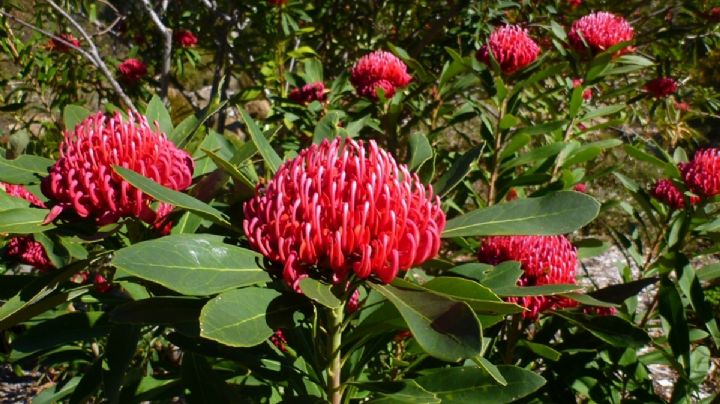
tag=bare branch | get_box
[42,0,137,112]
[139,0,172,101]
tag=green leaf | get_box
[502,142,564,169]
[569,87,583,119]
[697,264,720,282]
[199,286,285,347]
[494,284,583,297]
[202,148,255,189]
[110,297,205,325]
[12,312,108,355]
[473,356,508,386]
[580,104,625,121]
[63,105,91,131]
[113,166,230,227]
[360,380,439,404]
[442,191,600,238]
[589,278,658,304]
[423,277,522,316]
[370,279,482,361]
[104,324,141,404]
[0,154,54,184]
[433,146,481,197]
[513,120,564,138]
[475,261,523,290]
[518,340,561,361]
[0,208,55,234]
[145,95,174,136]
[408,133,433,171]
[415,366,545,403]
[112,234,268,296]
[299,278,342,309]
[0,191,32,210]
[239,108,282,174]
[169,99,228,146]
[554,312,650,348]
[499,114,520,130]
[560,293,619,308]
[182,352,239,403]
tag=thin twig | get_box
[139,0,172,100]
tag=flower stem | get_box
[326,305,344,404]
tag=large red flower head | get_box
[477,235,577,320]
[680,148,720,198]
[118,58,147,84]
[350,50,412,100]
[568,12,634,55]
[644,77,678,99]
[651,179,699,209]
[268,0,287,5]
[243,137,445,290]
[41,112,194,227]
[476,25,541,75]
[289,82,329,105]
[48,33,80,53]
[174,29,198,48]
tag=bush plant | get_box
[0,0,720,402]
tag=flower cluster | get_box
[243,137,445,290]
[350,51,412,100]
[118,58,147,84]
[476,25,540,75]
[568,12,634,55]
[289,82,329,105]
[2,182,52,270]
[651,179,698,209]
[680,148,720,198]
[477,235,577,320]
[644,77,678,98]
[174,29,198,48]
[42,112,194,227]
[48,33,80,53]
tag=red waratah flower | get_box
[568,12,634,56]
[707,7,720,22]
[243,137,445,291]
[567,0,582,8]
[674,101,690,112]
[505,188,519,201]
[48,33,80,53]
[680,149,720,198]
[289,82,329,105]
[573,183,587,193]
[41,112,194,226]
[644,77,678,98]
[476,25,540,75]
[270,330,288,352]
[2,182,45,208]
[477,235,577,320]
[2,183,52,270]
[350,50,412,100]
[6,237,53,270]
[268,0,287,5]
[651,179,699,209]
[93,273,112,293]
[118,58,147,84]
[174,29,198,48]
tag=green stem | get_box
[503,314,521,364]
[326,305,344,404]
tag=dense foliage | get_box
[1,0,720,402]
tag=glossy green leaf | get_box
[112,234,268,296]
[63,105,91,131]
[494,284,583,297]
[554,312,650,348]
[370,279,482,361]
[408,133,433,171]
[697,264,720,282]
[423,277,522,315]
[415,366,545,403]
[0,208,54,234]
[145,95,174,136]
[199,287,284,347]
[110,297,205,325]
[202,148,255,188]
[113,166,230,227]
[239,108,282,174]
[299,278,342,308]
[360,380,439,404]
[0,154,54,184]
[433,146,481,197]
[442,191,600,238]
